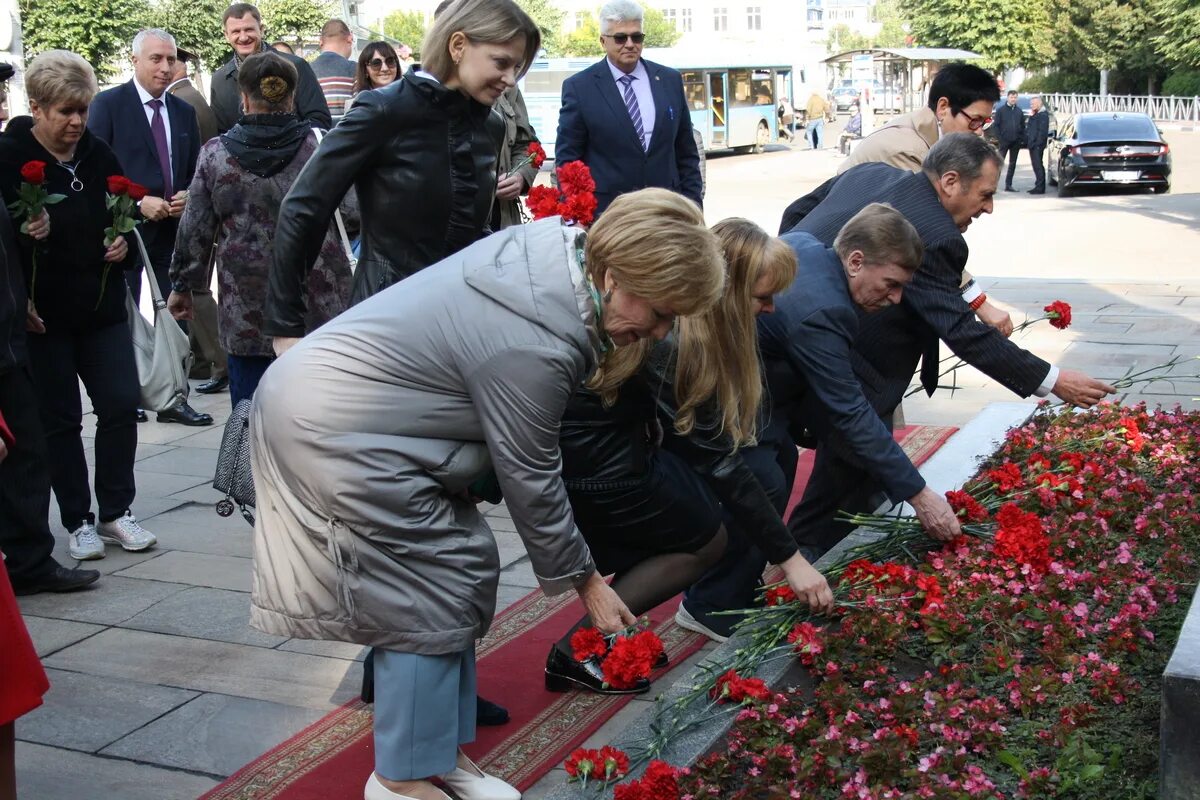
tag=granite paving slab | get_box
[43,628,361,711]
[15,741,219,798]
[113,551,253,593]
[18,669,198,752]
[100,693,327,776]
[134,508,253,558]
[134,446,220,478]
[16,575,189,626]
[20,616,104,657]
[277,638,369,660]
[498,558,539,589]
[131,469,212,499]
[118,586,285,647]
[168,424,234,449]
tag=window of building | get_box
[574,11,587,29]
[747,6,762,30]
[713,7,727,31]
[662,7,677,31]
[681,8,693,31]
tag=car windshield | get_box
[1077,116,1159,140]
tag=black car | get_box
[1048,112,1171,197]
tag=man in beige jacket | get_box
[836,63,1011,335]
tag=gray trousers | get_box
[374,647,477,780]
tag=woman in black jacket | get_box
[0,50,155,563]
[545,219,835,695]
[265,0,540,353]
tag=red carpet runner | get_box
[201,424,956,800]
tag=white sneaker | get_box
[97,511,157,552]
[675,603,730,644]
[68,521,105,560]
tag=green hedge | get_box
[1020,71,1098,94]
[1162,70,1200,97]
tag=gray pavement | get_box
[14,127,1200,800]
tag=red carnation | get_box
[601,629,661,689]
[1117,416,1145,451]
[127,182,149,202]
[945,489,989,522]
[526,141,546,170]
[562,191,597,226]
[564,747,599,780]
[557,160,596,195]
[107,175,132,195]
[787,621,825,665]
[526,185,564,220]
[570,627,608,662]
[597,745,630,781]
[20,160,47,185]
[986,463,1024,493]
[1044,300,1072,330]
[765,584,797,606]
[613,760,679,800]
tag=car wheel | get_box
[1048,165,1057,187]
[752,121,770,154]
[1057,179,1073,198]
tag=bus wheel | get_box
[752,121,770,154]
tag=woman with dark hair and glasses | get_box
[352,41,400,97]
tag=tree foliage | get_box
[826,0,908,53]
[515,0,565,55]
[256,0,336,48]
[561,8,679,57]
[144,0,230,71]
[18,0,150,80]
[899,0,1054,71]
[382,9,427,54]
[1154,0,1200,68]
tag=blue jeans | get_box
[808,118,825,149]
[226,354,273,408]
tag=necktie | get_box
[148,98,173,198]
[920,341,939,396]
[618,75,647,151]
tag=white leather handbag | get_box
[126,227,193,412]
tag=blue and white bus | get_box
[521,51,795,158]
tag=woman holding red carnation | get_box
[546,218,834,694]
[0,50,158,565]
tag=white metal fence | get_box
[1044,94,1200,123]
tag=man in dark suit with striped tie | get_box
[555,0,702,217]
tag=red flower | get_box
[945,489,989,522]
[557,160,596,195]
[710,669,770,703]
[601,629,662,689]
[1044,300,1072,329]
[597,745,630,780]
[787,621,825,665]
[987,462,1024,492]
[127,182,149,202]
[564,747,599,780]
[765,584,797,606]
[613,760,679,800]
[993,502,1051,572]
[526,185,563,220]
[1117,416,1145,451]
[106,175,132,195]
[570,627,608,662]
[562,191,597,226]
[19,160,47,184]
[526,141,546,169]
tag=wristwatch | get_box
[171,279,191,293]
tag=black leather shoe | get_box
[654,651,669,670]
[136,409,148,423]
[1004,186,1017,192]
[196,376,229,394]
[12,565,101,596]
[477,695,510,726]
[545,646,650,695]
[1028,188,1045,194]
[157,402,214,426]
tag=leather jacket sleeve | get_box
[643,345,799,565]
[264,93,387,338]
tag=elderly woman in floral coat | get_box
[168,51,355,406]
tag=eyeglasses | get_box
[603,32,646,45]
[953,107,992,131]
[367,57,398,70]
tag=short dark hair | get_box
[223,3,262,27]
[1007,89,1018,96]
[926,62,1000,113]
[237,51,297,113]
[321,19,351,38]
[923,131,1003,184]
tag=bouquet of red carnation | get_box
[525,160,598,227]
[8,160,66,309]
[569,622,664,690]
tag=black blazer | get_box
[555,58,702,216]
[1026,109,1050,150]
[994,102,1026,146]
[758,232,926,503]
[88,81,201,250]
[791,162,1050,416]
[210,50,332,135]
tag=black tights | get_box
[555,526,729,653]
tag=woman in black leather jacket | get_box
[545,219,835,695]
[264,0,539,349]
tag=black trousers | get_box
[26,322,140,528]
[683,416,797,617]
[785,442,889,557]
[998,140,1022,188]
[1028,146,1046,190]
[0,366,59,583]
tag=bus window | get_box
[682,70,706,110]
[753,80,773,106]
[729,69,754,108]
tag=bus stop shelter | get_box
[824,47,984,114]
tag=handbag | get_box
[126,227,193,412]
[213,397,256,524]
[311,128,357,272]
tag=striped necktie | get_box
[618,75,647,151]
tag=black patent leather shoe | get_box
[12,565,101,596]
[655,651,669,669]
[544,646,650,695]
[195,376,229,394]
[157,402,214,426]
[477,695,510,726]
[136,408,148,423]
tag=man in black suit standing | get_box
[212,3,331,134]
[1025,95,1050,194]
[994,89,1025,192]
[555,0,702,216]
[88,28,212,425]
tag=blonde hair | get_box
[585,188,725,400]
[422,0,541,85]
[25,50,98,109]
[674,219,796,445]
